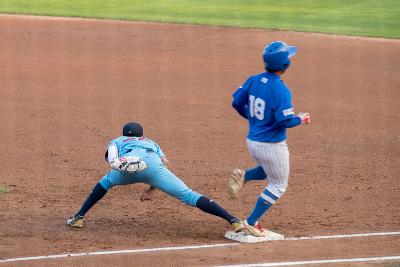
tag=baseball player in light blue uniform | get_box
[67,122,242,232]
[228,41,310,237]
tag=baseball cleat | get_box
[243,220,267,237]
[228,169,245,198]
[231,218,244,233]
[66,215,84,228]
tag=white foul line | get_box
[1,231,399,263]
[0,243,239,263]
[285,231,400,240]
[216,255,400,267]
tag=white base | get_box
[224,230,284,243]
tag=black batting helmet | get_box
[123,122,143,137]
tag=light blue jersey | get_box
[109,136,165,158]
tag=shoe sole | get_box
[68,224,84,228]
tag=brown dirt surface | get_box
[0,14,399,266]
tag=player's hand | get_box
[140,186,155,201]
[298,112,310,124]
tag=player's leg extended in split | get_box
[67,150,241,231]
[228,139,289,237]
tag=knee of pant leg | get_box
[266,181,288,199]
[277,183,288,196]
[177,189,202,207]
[264,182,288,201]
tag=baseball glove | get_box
[110,156,147,173]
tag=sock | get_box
[196,196,238,224]
[76,182,108,217]
[246,189,278,226]
[244,166,267,182]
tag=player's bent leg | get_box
[243,141,289,235]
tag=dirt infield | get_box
[0,15,399,266]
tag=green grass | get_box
[0,0,399,38]
[0,185,9,193]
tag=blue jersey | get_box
[109,136,165,158]
[232,72,301,142]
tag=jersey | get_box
[108,136,165,159]
[232,72,301,143]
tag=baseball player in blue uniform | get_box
[228,41,310,237]
[67,122,242,233]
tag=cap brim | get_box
[288,46,297,57]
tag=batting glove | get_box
[298,112,310,124]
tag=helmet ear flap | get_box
[282,58,291,69]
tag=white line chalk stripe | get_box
[285,231,400,240]
[0,243,240,263]
[216,255,400,267]
[1,231,399,263]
